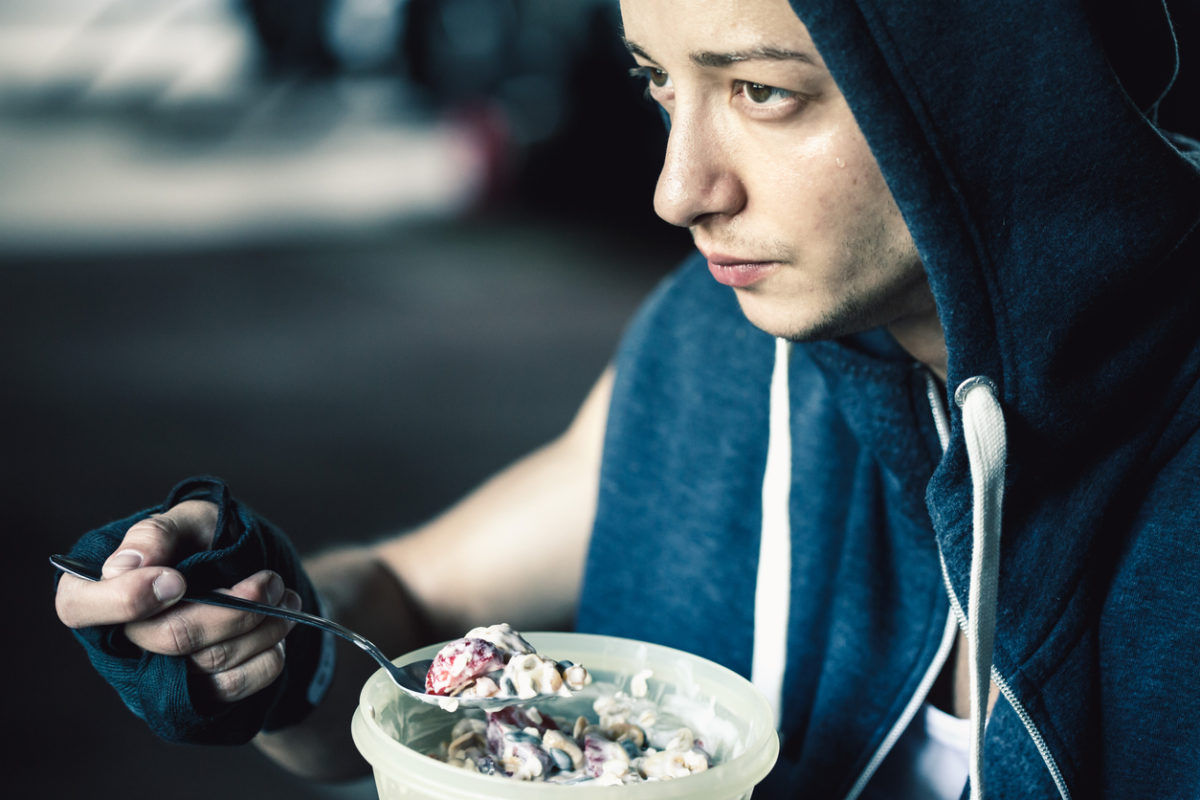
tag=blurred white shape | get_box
[0,114,485,251]
[327,0,405,72]
[0,0,488,253]
[0,1,257,103]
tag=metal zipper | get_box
[936,553,1071,800]
[842,614,958,800]
[925,371,1072,800]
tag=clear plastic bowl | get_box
[352,632,779,799]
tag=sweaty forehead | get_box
[619,0,819,63]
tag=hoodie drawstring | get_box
[955,376,1007,800]
[752,337,793,726]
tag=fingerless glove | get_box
[59,476,335,745]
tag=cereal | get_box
[425,625,712,784]
[432,691,712,784]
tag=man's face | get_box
[621,0,932,342]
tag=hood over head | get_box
[786,0,1200,731]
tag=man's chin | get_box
[733,291,854,343]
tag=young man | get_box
[55,1,1200,798]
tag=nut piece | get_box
[543,729,583,770]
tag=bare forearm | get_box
[250,440,599,781]
[251,451,595,781]
[252,367,612,780]
[376,367,612,637]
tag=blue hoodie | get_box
[577,2,1200,798]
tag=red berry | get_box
[489,705,559,734]
[425,638,508,695]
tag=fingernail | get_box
[153,571,185,603]
[106,550,143,574]
[266,573,285,605]
[282,589,302,611]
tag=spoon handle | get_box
[49,553,395,673]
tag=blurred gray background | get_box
[1,1,687,797]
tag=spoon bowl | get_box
[50,553,540,711]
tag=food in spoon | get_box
[425,623,591,701]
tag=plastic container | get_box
[352,632,779,799]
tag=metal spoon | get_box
[50,553,533,711]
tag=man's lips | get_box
[703,253,780,288]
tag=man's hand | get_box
[55,499,299,705]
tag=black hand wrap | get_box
[58,476,334,745]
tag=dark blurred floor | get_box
[2,214,687,798]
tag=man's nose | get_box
[653,112,745,229]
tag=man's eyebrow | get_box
[623,38,816,68]
[691,47,817,68]
[624,39,656,62]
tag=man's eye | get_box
[629,66,671,90]
[740,82,793,104]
